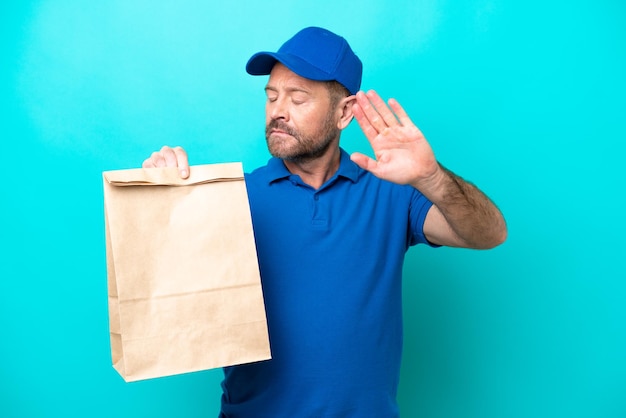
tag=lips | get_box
[267,121,296,138]
[270,128,289,135]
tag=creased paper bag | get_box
[103,163,271,382]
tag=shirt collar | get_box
[265,148,361,185]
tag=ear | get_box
[336,95,356,130]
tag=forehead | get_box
[266,63,326,93]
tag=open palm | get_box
[351,90,439,187]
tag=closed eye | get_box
[265,86,278,102]
[291,93,309,105]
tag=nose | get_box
[267,97,289,122]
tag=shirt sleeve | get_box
[407,187,440,248]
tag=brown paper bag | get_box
[103,163,271,382]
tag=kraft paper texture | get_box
[103,163,271,382]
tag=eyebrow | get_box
[264,85,312,95]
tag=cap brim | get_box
[246,52,333,82]
[245,52,278,75]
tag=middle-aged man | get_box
[143,26,507,418]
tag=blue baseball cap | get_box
[246,27,362,95]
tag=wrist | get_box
[410,163,449,199]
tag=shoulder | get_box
[244,166,266,184]
[244,159,271,180]
[244,157,288,186]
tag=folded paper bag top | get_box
[103,162,244,186]
[103,162,271,382]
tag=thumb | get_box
[350,152,379,173]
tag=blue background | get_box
[2,1,625,417]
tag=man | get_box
[143,27,506,418]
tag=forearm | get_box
[415,164,507,249]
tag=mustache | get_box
[266,120,298,138]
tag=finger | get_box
[355,91,388,133]
[160,145,190,178]
[141,146,190,179]
[352,102,380,142]
[366,90,401,127]
[161,145,179,167]
[388,98,415,127]
[350,152,379,174]
[142,151,166,168]
[142,156,155,168]
[171,146,190,178]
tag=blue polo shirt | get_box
[220,149,435,418]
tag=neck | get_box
[283,146,341,190]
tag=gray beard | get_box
[265,118,340,163]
